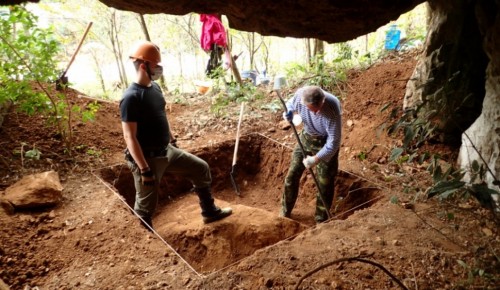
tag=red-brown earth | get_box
[0,51,498,290]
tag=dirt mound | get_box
[156,200,308,273]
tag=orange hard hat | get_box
[129,41,162,65]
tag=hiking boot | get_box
[279,208,291,218]
[315,211,330,224]
[139,215,153,231]
[196,187,233,223]
[203,207,232,224]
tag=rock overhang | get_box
[5,0,425,43]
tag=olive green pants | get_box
[127,144,212,219]
[282,131,339,223]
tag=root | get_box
[294,256,409,290]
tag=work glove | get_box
[140,168,156,187]
[282,110,294,122]
[171,138,178,148]
[303,155,318,169]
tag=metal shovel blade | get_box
[230,164,240,195]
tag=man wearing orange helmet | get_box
[120,41,232,230]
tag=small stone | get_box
[377,157,387,164]
[0,200,15,215]
[265,278,273,288]
[482,227,493,236]
[375,237,386,245]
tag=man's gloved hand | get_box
[171,138,178,148]
[283,110,293,122]
[303,155,318,169]
[140,168,155,186]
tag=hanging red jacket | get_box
[200,14,227,51]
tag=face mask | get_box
[150,65,163,81]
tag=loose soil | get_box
[0,51,498,290]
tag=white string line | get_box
[93,162,384,280]
[92,133,387,278]
[91,171,204,278]
[252,131,389,207]
[213,132,387,276]
[253,132,294,150]
[207,193,385,277]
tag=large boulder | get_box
[458,1,500,191]
[403,0,488,145]
[2,170,63,210]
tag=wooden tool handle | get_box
[232,102,245,166]
[61,22,93,76]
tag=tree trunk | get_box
[137,13,167,91]
[138,14,151,41]
[90,50,107,94]
[313,39,324,57]
[305,39,311,66]
[109,10,128,89]
[226,33,242,85]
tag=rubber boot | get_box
[195,187,232,224]
[136,210,153,231]
[279,208,291,218]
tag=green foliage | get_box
[384,105,438,150]
[284,54,348,96]
[357,150,367,161]
[388,142,498,208]
[25,148,41,160]
[260,98,282,112]
[81,101,100,122]
[0,5,99,156]
[379,76,499,209]
[279,41,386,101]
[210,81,264,117]
[389,147,404,162]
[456,259,496,287]
[426,155,498,209]
[0,5,59,104]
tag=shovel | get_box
[273,78,332,220]
[56,22,93,90]
[230,102,245,196]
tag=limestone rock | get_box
[3,0,423,44]
[3,171,63,210]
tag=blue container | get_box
[241,70,258,85]
[385,25,401,50]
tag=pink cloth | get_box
[200,14,227,51]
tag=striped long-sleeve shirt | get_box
[286,87,342,162]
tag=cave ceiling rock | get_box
[5,0,425,43]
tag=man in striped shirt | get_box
[281,85,342,223]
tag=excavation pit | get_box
[98,133,382,273]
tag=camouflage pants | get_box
[282,131,339,223]
[126,144,212,220]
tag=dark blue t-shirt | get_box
[119,82,170,149]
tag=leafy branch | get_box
[0,5,99,158]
